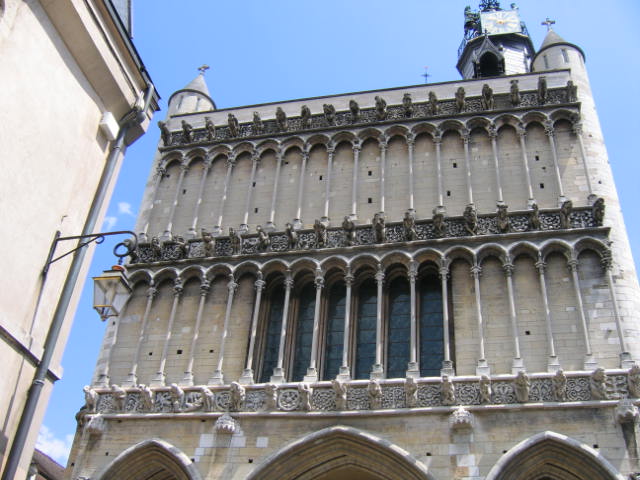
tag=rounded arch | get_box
[466,116,492,132]
[411,122,438,137]
[574,237,608,259]
[246,425,434,480]
[94,438,202,480]
[485,431,625,480]
[179,265,206,283]
[494,113,522,130]
[231,141,256,157]
[282,137,305,154]
[255,139,281,156]
[437,119,465,135]
[522,111,549,128]
[330,130,357,146]
[160,152,184,170]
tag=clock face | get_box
[480,11,522,35]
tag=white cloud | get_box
[36,425,73,465]
[118,201,135,216]
[102,216,117,230]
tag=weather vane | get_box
[541,17,555,31]
[422,66,431,84]
[198,64,210,75]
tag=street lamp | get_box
[93,265,132,321]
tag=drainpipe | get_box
[1,85,155,480]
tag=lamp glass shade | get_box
[93,269,131,320]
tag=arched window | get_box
[387,277,411,378]
[354,279,377,379]
[291,283,316,382]
[479,52,502,77]
[322,283,346,380]
[419,275,444,377]
[258,286,284,383]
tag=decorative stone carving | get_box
[432,209,446,237]
[373,212,386,243]
[428,91,439,115]
[552,370,567,401]
[85,414,106,435]
[278,389,301,411]
[403,210,417,241]
[83,386,98,413]
[256,225,270,252]
[215,413,238,434]
[332,379,347,410]
[514,371,530,403]
[111,384,126,412]
[139,384,154,411]
[455,87,466,113]
[169,383,184,412]
[368,379,382,409]
[341,216,355,246]
[181,120,193,143]
[349,99,360,122]
[463,204,478,235]
[229,227,242,255]
[510,79,520,106]
[300,105,311,129]
[204,116,216,140]
[264,383,278,411]
[592,197,605,226]
[628,365,640,398]
[442,375,456,405]
[201,229,214,256]
[374,96,387,120]
[251,111,264,134]
[198,386,214,412]
[285,222,298,249]
[481,84,494,110]
[175,235,188,258]
[404,376,418,408]
[590,368,608,400]
[559,200,573,229]
[158,121,171,146]
[230,382,245,411]
[528,202,541,230]
[450,406,474,430]
[151,236,162,257]
[323,103,336,125]
[314,219,327,248]
[227,113,239,137]
[566,80,578,102]
[402,93,413,116]
[496,204,510,233]
[479,375,492,404]
[616,399,639,424]
[537,76,547,105]
[275,107,288,131]
[298,383,312,411]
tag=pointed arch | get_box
[94,438,202,480]
[486,431,624,480]
[246,425,434,480]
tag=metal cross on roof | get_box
[541,17,556,31]
[198,64,210,75]
[422,66,431,84]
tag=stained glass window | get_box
[291,284,316,382]
[259,286,284,383]
[419,276,444,377]
[323,283,345,380]
[387,277,411,378]
[355,280,377,379]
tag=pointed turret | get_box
[532,27,585,71]
[167,70,217,116]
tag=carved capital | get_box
[601,250,613,271]
[470,265,482,278]
[314,269,325,289]
[227,275,238,293]
[374,264,385,283]
[488,125,498,139]
[572,122,583,136]
[567,258,579,272]
[406,133,415,147]
[251,151,260,164]
[326,142,336,156]
[200,281,211,295]
[535,260,547,273]
[173,280,184,297]
[226,154,236,168]
[503,263,515,277]
[461,129,470,144]
[284,270,294,290]
[408,261,418,282]
[352,140,361,153]
[155,165,167,178]
[544,121,555,137]
[180,162,190,172]
[439,266,449,279]
[146,287,158,299]
[344,273,354,287]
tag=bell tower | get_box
[457,1,535,79]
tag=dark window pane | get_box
[355,280,377,379]
[387,277,410,379]
[419,276,444,377]
[323,284,346,380]
[291,284,316,382]
[259,287,285,383]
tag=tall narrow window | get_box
[291,284,315,382]
[419,276,444,377]
[354,280,377,379]
[387,277,411,378]
[322,283,346,380]
[259,286,284,383]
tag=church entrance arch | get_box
[93,438,202,480]
[485,431,625,480]
[246,425,434,480]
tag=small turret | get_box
[532,27,585,72]
[167,67,217,116]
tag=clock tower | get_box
[457,1,535,79]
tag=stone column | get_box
[266,149,283,231]
[338,267,354,380]
[123,286,156,387]
[240,272,266,384]
[568,256,597,369]
[462,130,474,206]
[434,131,444,210]
[503,259,524,373]
[151,279,183,386]
[272,270,293,383]
[572,120,595,202]
[407,261,419,377]
[140,166,166,241]
[535,258,561,372]
[188,157,212,238]
[163,162,189,239]
[602,254,634,368]
[94,305,128,387]
[371,263,385,379]
[304,269,325,382]
[322,143,335,224]
[215,154,236,235]
[294,148,309,229]
[516,125,535,207]
[407,133,416,213]
[379,138,387,214]
[181,280,210,386]
[544,120,566,204]
[489,125,504,205]
[440,260,454,375]
[471,264,489,375]
[350,140,361,220]
[241,151,260,232]
[209,275,238,385]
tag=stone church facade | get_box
[67,3,640,479]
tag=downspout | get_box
[1,84,155,480]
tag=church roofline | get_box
[167,89,217,110]
[533,41,585,65]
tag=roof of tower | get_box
[168,72,217,111]
[534,28,585,63]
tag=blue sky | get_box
[39,0,640,464]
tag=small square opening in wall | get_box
[254,207,259,213]
[368,198,372,204]
[540,183,545,189]
[525,330,531,335]
[148,352,153,356]
[368,170,372,176]
[252,182,256,187]
[542,166,546,172]
[284,161,289,165]
[319,175,323,181]
[535,155,540,161]
[209,349,214,353]
[182,189,186,194]
[452,162,457,168]
[177,349,183,354]
[447,190,451,197]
